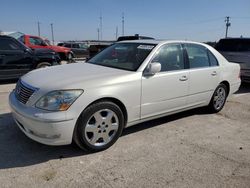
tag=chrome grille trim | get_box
[15,80,38,104]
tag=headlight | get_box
[35,90,83,111]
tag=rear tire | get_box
[73,101,125,152]
[208,83,228,113]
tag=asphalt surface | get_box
[0,81,250,188]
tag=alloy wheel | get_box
[213,87,226,110]
[84,109,119,146]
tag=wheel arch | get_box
[220,80,230,96]
[84,97,128,125]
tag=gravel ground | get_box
[0,81,250,188]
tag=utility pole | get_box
[225,16,231,38]
[99,13,103,40]
[97,28,100,41]
[37,21,41,36]
[50,23,54,45]
[115,26,118,40]
[122,12,124,36]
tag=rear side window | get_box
[208,51,218,66]
[185,44,210,68]
[0,38,22,50]
[29,37,45,46]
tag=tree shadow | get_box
[0,107,206,170]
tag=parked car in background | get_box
[117,34,155,41]
[9,40,240,151]
[17,34,73,61]
[215,38,250,83]
[0,35,60,80]
[88,44,111,58]
[57,42,89,59]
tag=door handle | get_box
[179,75,188,81]
[211,71,217,76]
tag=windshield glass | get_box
[87,43,156,71]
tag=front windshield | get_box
[87,43,156,71]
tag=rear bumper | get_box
[230,81,241,95]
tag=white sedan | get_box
[9,40,241,151]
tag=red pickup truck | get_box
[19,34,73,61]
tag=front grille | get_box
[15,80,37,104]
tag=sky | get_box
[0,0,250,42]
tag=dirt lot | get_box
[0,81,250,188]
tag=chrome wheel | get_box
[84,109,119,146]
[213,86,226,110]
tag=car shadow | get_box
[0,107,207,170]
[122,107,207,136]
[0,113,90,169]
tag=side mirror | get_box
[24,48,32,53]
[41,42,48,46]
[144,62,161,76]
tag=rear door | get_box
[0,37,33,79]
[184,43,220,106]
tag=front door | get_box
[0,37,33,79]
[141,44,189,119]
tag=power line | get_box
[184,17,224,25]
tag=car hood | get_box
[21,63,135,91]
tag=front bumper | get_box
[9,91,76,146]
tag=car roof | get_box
[117,39,206,46]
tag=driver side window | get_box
[152,44,184,72]
[29,37,44,46]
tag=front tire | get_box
[208,83,228,113]
[73,101,125,152]
[36,62,51,69]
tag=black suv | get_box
[0,35,60,80]
[57,42,89,59]
[215,38,250,83]
[117,34,155,41]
